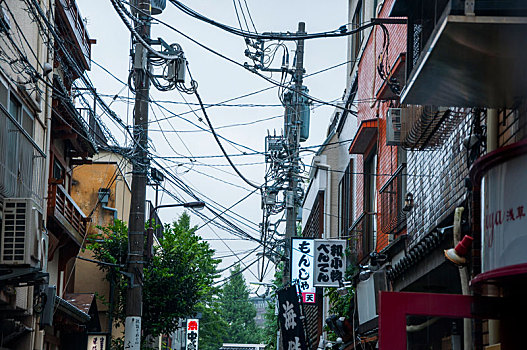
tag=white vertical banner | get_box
[314,240,346,287]
[186,319,199,350]
[124,317,141,350]
[291,237,316,303]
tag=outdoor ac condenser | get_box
[0,198,46,269]
[386,108,403,145]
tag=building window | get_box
[351,0,364,63]
[53,159,65,181]
[8,92,34,137]
[9,94,21,122]
[338,159,354,238]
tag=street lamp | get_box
[146,201,206,258]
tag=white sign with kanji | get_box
[87,335,107,350]
[291,238,316,303]
[124,316,141,350]
[186,319,199,350]
[314,240,346,287]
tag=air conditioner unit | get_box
[15,285,34,314]
[386,108,403,145]
[1,198,46,269]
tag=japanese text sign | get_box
[314,240,346,287]
[291,238,315,303]
[87,335,107,350]
[277,285,308,350]
[124,316,141,350]
[482,152,527,273]
[186,319,199,350]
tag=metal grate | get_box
[378,163,407,250]
[348,212,367,261]
[302,192,323,239]
[498,99,527,147]
[402,106,469,150]
[2,200,27,263]
[0,106,45,209]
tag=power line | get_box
[168,0,392,41]
[194,88,262,189]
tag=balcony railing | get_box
[48,183,88,243]
[399,106,470,150]
[378,164,407,249]
[348,212,367,262]
[56,0,92,71]
[0,105,45,209]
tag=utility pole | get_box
[124,0,151,348]
[283,22,305,285]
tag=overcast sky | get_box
[77,0,349,290]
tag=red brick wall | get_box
[352,0,406,252]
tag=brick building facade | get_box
[302,0,527,349]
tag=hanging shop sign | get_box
[186,319,199,350]
[277,285,308,350]
[481,152,527,273]
[87,335,107,350]
[291,237,316,303]
[313,240,346,287]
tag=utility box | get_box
[283,86,311,142]
[298,86,310,142]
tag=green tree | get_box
[261,263,283,350]
[219,264,261,344]
[196,301,228,350]
[87,213,220,349]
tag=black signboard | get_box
[277,285,308,350]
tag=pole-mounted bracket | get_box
[119,270,143,288]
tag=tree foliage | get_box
[87,213,219,348]
[218,264,262,344]
[261,263,283,350]
[196,301,229,350]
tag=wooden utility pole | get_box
[124,0,151,348]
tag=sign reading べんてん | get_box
[314,240,346,287]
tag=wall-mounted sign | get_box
[291,238,315,303]
[481,152,527,273]
[314,240,346,287]
[186,319,199,350]
[87,335,107,350]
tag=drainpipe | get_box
[101,205,118,350]
[486,108,501,348]
[486,109,498,153]
[102,205,118,221]
[315,161,331,333]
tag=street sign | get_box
[314,240,346,287]
[277,285,308,350]
[291,237,315,303]
[87,335,107,350]
[186,319,199,350]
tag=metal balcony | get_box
[47,183,88,245]
[378,164,407,248]
[55,0,93,72]
[391,0,527,108]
